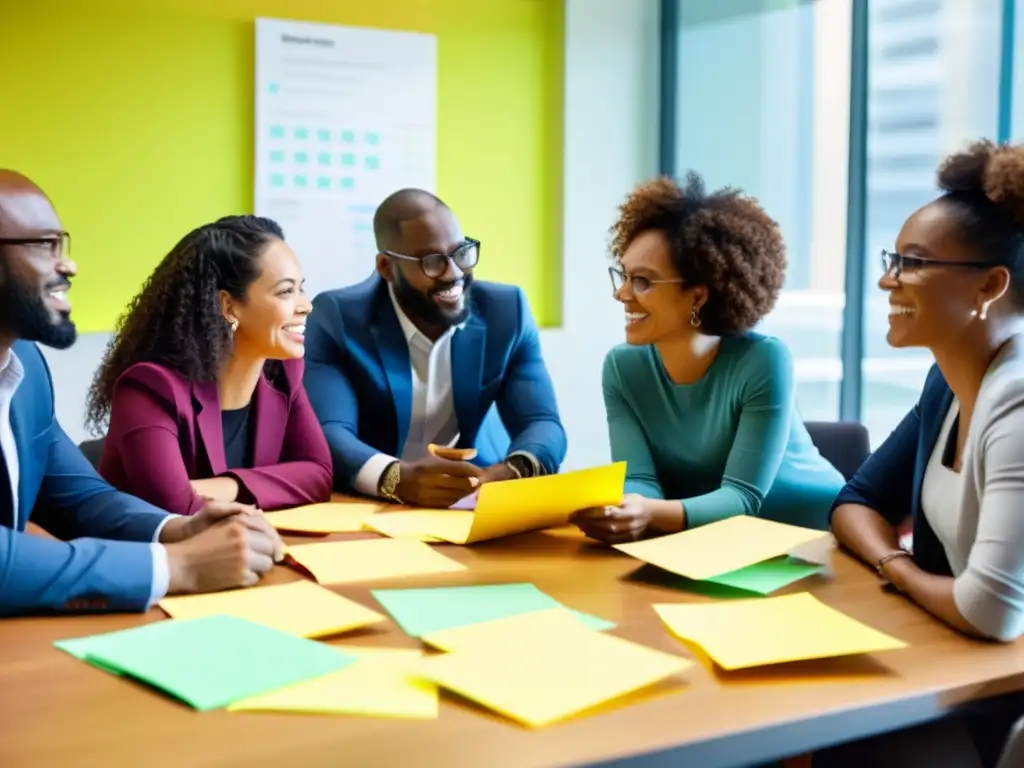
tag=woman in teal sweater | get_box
[570,172,844,544]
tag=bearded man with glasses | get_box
[304,188,566,508]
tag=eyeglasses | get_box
[0,233,71,260]
[881,249,1002,279]
[608,266,684,294]
[385,238,480,279]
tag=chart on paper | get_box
[254,18,437,298]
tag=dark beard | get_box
[0,274,76,350]
[391,267,473,330]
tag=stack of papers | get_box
[615,516,829,594]
[371,583,615,637]
[365,462,627,544]
[654,593,907,670]
[157,580,386,638]
[286,537,467,584]
[264,502,383,534]
[411,608,691,727]
[54,615,355,710]
[228,648,439,719]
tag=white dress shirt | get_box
[0,349,172,606]
[354,288,463,496]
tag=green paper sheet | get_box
[54,615,354,711]
[705,556,824,594]
[371,583,615,638]
[54,636,123,675]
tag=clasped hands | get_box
[569,493,652,544]
[159,497,285,594]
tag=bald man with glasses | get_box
[304,188,566,509]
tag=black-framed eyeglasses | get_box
[881,248,1002,279]
[0,232,71,260]
[385,238,479,279]
[608,265,684,294]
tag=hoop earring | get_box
[690,307,701,328]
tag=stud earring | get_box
[690,307,701,328]
[228,317,239,333]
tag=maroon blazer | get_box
[98,358,333,515]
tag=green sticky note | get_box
[341,129,356,142]
[705,556,823,595]
[54,636,123,675]
[55,615,353,711]
[317,128,331,141]
[317,151,331,166]
[341,153,356,167]
[364,155,380,170]
[340,177,354,189]
[269,125,285,139]
[372,583,614,638]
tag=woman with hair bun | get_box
[570,171,844,544]
[831,140,1024,645]
[87,215,333,516]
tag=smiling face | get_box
[377,206,474,333]
[615,229,704,346]
[882,200,1009,349]
[0,176,78,349]
[221,238,310,361]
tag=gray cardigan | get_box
[949,335,1024,641]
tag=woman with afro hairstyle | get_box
[86,215,332,516]
[570,172,844,544]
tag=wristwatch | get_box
[505,451,542,479]
[379,461,403,503]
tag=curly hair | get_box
[610,171,786,336]
[85,215,285,436]
[935,139,1024,300]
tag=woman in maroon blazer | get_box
[85,215,332,515]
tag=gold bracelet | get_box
[876,549,911,583]
[378,461,403,504]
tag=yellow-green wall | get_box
[0,0,564,332]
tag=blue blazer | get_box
[304,274,567,490]
[829,364,954,577]
[0,341,170,616]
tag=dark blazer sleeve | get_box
[1,343,168,616]
[226,359,333,509]
[304,293,381,487]
[494,288,567,474]
[104,363,206,516]
[828,365,943,526]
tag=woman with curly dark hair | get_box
[87,215,332,516]
[569,171,844,544]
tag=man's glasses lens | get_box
[422,242,479,277]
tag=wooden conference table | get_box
[3,498,1024,768]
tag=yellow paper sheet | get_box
[653,592,907,671]
[420,606,606,652]
[227,648,438,719]
[264,502,382,533]
[365,462,627,545]
[412,609,691,728]
[286,538,467,584]
[157,581,386,638]
[364,510,471,543]
[615,515,829,580]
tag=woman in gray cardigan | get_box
[820,140,1024,766]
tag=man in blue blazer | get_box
[305,188,566,507]
[0,170,283,616]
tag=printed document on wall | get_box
[254,18,437,298]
